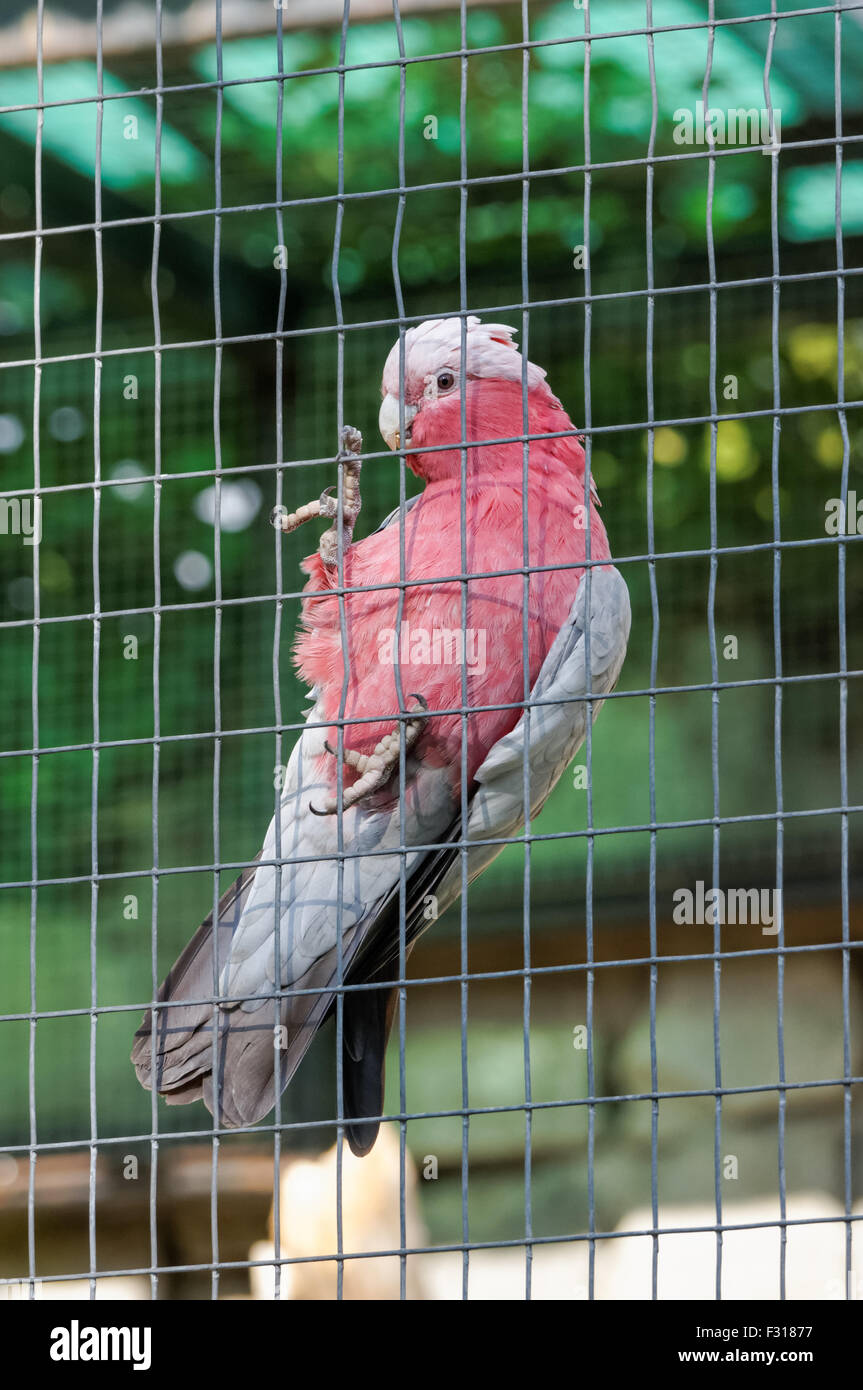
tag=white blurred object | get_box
[49,406,85,443]
[111,459,148,501]
[193,480,261,532]
[249,1127,428,1300]
[600,1194,860,1300]
[250,1179,860,1300]
[0,1276,149,1301]
[419,1245,592,1301]
[394,1195,862,1300]
[173,549,212,591]
[0,414,24,453]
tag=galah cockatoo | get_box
[132,317,630,1155]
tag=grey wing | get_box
[330,564,631,1152]
[131,695,456,1129]
[132,491,449,1134]
[435,562,631,906]
[343,564,632,976]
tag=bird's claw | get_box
[340,425,362,458]
[310,695,429,816]
[270,425,363,567]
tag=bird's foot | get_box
[310,694,429,816]
[270,425,362,568]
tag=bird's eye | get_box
[436,370,455,392]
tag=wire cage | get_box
[0,0,860,1301]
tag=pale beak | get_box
[379,393,417,452]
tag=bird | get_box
[132,316,631,1156]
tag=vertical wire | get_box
[763,3,786,1301]
[209,0,225,1303]
[390,0,410,1304]
[644,0,661,1303]
[88,0,105,1301]
[147,0,165,1301]
[519,0,533,1302]
[27,0,44,1302]
[701,2,724,1302]
[832,1,852,1302]
[581,0,597,1302]
[457,0,471,1303]
[271,0,288,1306]
[331,0,353,1304]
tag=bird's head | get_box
[378,316,552,477]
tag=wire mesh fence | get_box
[0,0,860,1300]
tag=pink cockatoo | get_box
[132,317,630,1154]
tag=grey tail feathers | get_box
[131,859,373,1146]
[132,821,464,1155]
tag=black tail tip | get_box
[346,1120,381,1158]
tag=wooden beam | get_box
[0,0,518,69]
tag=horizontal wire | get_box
[2,793,862,891]
[1,664,861,765]
[2,1204,861,1285]
[0,3,860,116]
[2,264,860,372]
[2,385,862,505]
[1,129,862,251]
[2,937,861,1028]
[1,1069,861,1163]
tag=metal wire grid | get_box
[0,0,859,1300]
